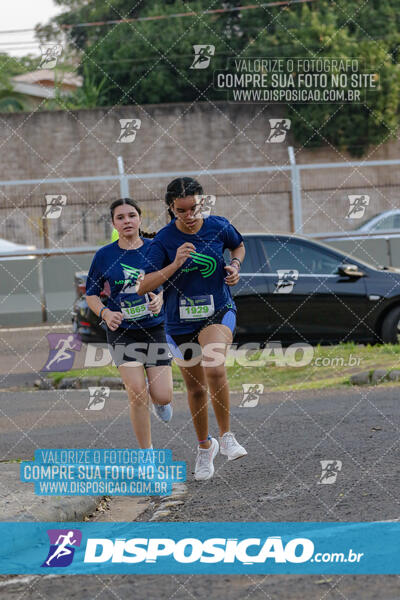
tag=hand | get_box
[134,272,145,292]
[173,242,196,269]
[224,264,240,286]
[148,291,163,315]
[103,309,124,331]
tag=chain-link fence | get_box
[1,155,400,248]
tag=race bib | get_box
[120,296,151,321]
[179,295,215,320]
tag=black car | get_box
[72,234,400,345]
[71,271,109,343]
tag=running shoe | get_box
[152,402,173,423]
[194,437,219,481]
[219,432,247,461]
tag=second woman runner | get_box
[86,198,173,450]
[138,177,247,481]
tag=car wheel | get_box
[380,306,400,344]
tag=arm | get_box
[224,241,246,286]
[137,263,179,295]
[230,241,245,265]
[86,294,107,319]
[86,295,123,331]
[137,242,196,295]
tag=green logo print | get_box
[120,263,142,282]
[190,252,217,278]
[119,263,143,292]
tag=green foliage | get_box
[14,1,400,152]
[238,1,400,156]
[46,61,110,110]
[0,53,37,113]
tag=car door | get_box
[225,236,271,337]
[256,236,370,343]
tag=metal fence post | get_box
[288,146,303,233]
[37,257,48,323]
[117,156,129,198]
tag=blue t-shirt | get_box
[86,238,164,330]
[145,216,243,334]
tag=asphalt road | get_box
[0,324,98,388]
[1,385,399,598]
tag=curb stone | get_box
[99,377,124,389]
[36,376,124,390]
[371,369,388,385]
[350,369,400,386]
[148,484,188,521]
[0,463,101,557]
[58,377,81,389]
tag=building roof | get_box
[12,69,82,87]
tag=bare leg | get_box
[198,323,232,437]
[176,358,210,449]
[118,363,151,448]
[146,365,173,407]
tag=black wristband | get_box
[230,257,241,269]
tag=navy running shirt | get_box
[145,216,243,334]
[86,238,164,330]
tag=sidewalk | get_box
[0,463,99,522]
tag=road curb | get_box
[1,463,101,557]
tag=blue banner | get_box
[0,522,399,574]
[19,448,186,496]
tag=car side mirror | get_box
[337,263,365,278]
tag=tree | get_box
[36,0,400,154]
[0,53,37,113]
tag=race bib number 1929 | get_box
[179,295,215,320]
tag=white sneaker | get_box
[152,402,173,423]
[219,432,247,461]
[194,437,219,481]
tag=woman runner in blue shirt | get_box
[86,198,173,450]
[138,178,247,481]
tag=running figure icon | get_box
[45,531,77,566]
[42,334,81,372]
[42,529,82,568]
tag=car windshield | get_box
[353,213,381,230]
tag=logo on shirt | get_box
[118,263,144,293]
[189,252,217,278]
